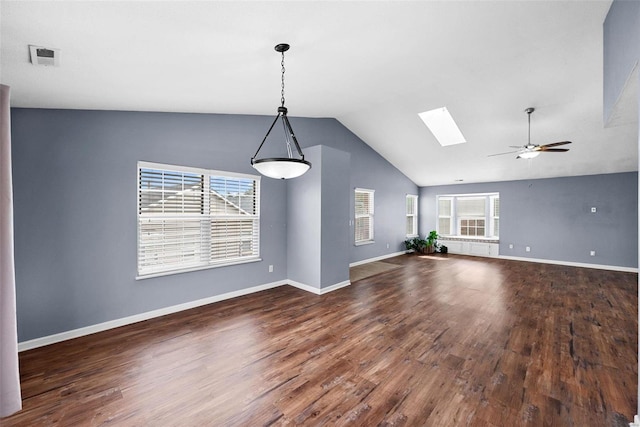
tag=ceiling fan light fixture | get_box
[518,108,541,159]
[488,107,571,159]
[518,151,540,159]
[251,43,311,180]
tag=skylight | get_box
[418,107,466,146]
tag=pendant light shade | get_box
[251,44,311,179]
[252,158,311,179]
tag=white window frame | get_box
[455,196,485,236]
[355,188,375,245]
[490,194,499,238]
[436,192,499,239]
[137,161,261,279]
[406,194,419,237]
[437,196,453,235]
[459,217,486,237]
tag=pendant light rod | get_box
[251,106,305,161]
[282,112,305,158]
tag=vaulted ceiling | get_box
[1,1,637,186]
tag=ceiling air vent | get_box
[29,45,60,67]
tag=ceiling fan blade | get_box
[540,141,572,148]
[539,148,569,152]
[508,145,523,149]
[488,150,519,157]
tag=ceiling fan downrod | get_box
[526,107,535,148]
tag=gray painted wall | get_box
[292,119,419,263]
[11,108,416,341]
[287,146,322,288]
[319,146,350,288]
[286,145,351,289]
[603,0,640,123]
[420,172,638,268]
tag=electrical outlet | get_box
[590,251,596,256]
[269,265,273,272]
[386,243,390,249]
[509,244,513,249]
[525,246,531,252]
[591,207,597,213]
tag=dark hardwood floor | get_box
[2,254,637,426]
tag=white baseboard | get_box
[18,277,352,352]
[18,279,289,352]
[287,279,351,295]
[349,251,406,267]
[498,255,638,273]
[320,280,351,294]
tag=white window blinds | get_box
[456,197,486,216]
[437,197,453,235]
[209,175,259,263]
[406,195,418,236]
[355,188,374,244]
[436,193,499,238]
[491,196,500,237]
[138,162,260,277]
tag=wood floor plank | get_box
[1,254,637,426]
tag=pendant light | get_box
[251,43,311,179]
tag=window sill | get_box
[439,236,499,243]
[355,240,375,246]
[136,257,262,280]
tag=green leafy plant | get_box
[404,237,428,253]
[426,230,439,249]
[405,231,442,254]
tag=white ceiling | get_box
[1,1,637,186]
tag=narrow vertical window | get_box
[406,195,418,237]
[355,188,374,245]
[437,197,453,235]
[490,195,500,238]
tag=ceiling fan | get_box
[489,107,571,159]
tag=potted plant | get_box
[425,230,439,254]
[404,237,428,254]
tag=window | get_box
[438,197,453,235]
[491,195,500,237]
[460,218,485,236]
[436,193,499,238]
[137,162,260,278]
[355,188,374,245]
[457,197,485,237]
[406,195,418,237]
